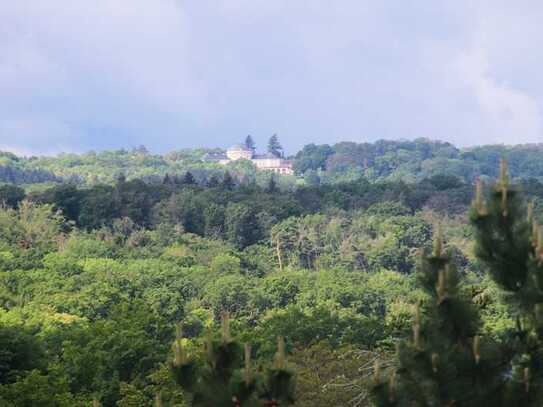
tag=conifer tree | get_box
[170,314,295,407]
[470,160,543,404]
[267,135,283,158]
[371,227,504,406]
[245,135,256,152]
[372,160,543,406]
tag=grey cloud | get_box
[1,1,542,155]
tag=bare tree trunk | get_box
[276,239,283,272]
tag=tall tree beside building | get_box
[245,135,256,152]
[268,134,283,158]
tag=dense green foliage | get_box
[5,143,543,405]
[0,174,458,405]
[0,203,422,404]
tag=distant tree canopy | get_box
[293,144,334,174]
[5,139,543,187]
[293,138,543,184]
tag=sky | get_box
[2,1,543,155]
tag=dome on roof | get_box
[228,144,251,151]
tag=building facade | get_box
[252,154,293,175]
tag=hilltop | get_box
[3,138,543,189]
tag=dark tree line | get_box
[5,167,543,251]
[1,172,479,250]
[0,165,59,185]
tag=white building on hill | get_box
[226,144,253,161]
[203,144,294,175]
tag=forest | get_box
[7,138,543,188]
[3,140,543,405]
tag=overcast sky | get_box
[2,1,543,155]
